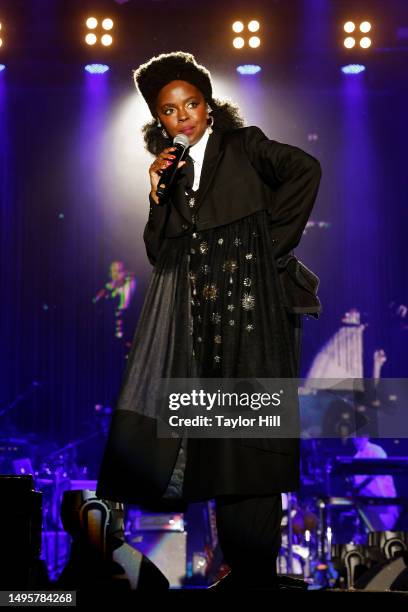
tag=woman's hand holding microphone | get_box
[149,147,186,205]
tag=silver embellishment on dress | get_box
[199,241,209,254]
[190,248,196,254]
[217,238,224,245]
[222,259,238,273]
[203,284,219,301]
[214,355,221,363]
[234,237,242,247]
[227,304,235,311]
[214,335,222,344]
[242,293,255,310]
[201,264,210,274]
[197,336,202,342]
[228,320,235,326]
[245,253,253,260]
[246,324,255,332]
[227,291,232,296]
[189,197,195,208]
[243,278,252,287]
[192,232,197,239]
[212,312,221,324]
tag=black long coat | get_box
[96,126,322,507]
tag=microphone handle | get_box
[156,143,189,201]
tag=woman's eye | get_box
[163,102,198,115]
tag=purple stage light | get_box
[0,64,5,72]
[84,63,109,74]
[341,64,366,75]
[236,64,262,75]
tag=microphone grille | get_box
[173,133,190,148]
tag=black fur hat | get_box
[133,51,213,116]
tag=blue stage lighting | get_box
[84,63,110,74]
[0,64,5,72]
[341,64,366,75]
[236,64,262,75]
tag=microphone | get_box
[156,133,190,202]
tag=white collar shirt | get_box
[187,129,210,191]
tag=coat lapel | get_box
[195,129,224,211]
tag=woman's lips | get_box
[180,127,195,135]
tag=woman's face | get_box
[155,80,209,146]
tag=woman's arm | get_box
[143,147,187,266]
[243,126,322,259]
[143,193,169,266]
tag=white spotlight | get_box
[101,34,113,47]
[344,21,356,33]
[344,37,356,49]
[102,19,114,31]
[248,20,260,33]
[233,37,245,49]
[86,17,98,30]
[85,33,97,46]
[360,37,372,48]
[232,21,244,33]
[360,21,372,33]
[248,36,261,48]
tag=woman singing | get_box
[97,51,322,589]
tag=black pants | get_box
[215,494,283,581]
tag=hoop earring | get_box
[207,115,214,134]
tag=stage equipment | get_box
[127,508,187,587]
[332,532,408,591]
[232,19,262,49]
[343,21,372,49]
[0,475,46,589]
[57,489,169,591]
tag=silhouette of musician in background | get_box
[349,349,400,531]
[351,435,399,531]
[92,261,137,409]
[93,260,137,354]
